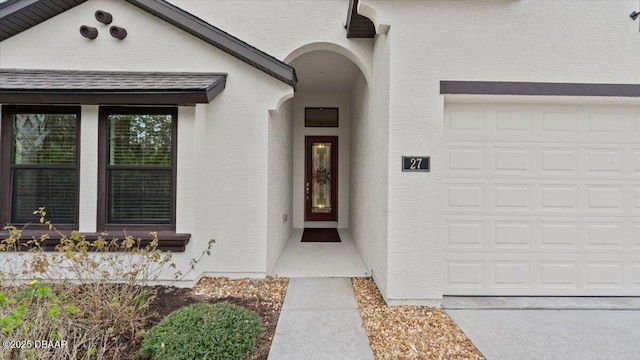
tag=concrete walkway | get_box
[268,278,375,360]
[271,229,369,278]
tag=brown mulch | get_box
[352,278,485,360]
[138,277,289,360]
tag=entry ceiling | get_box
[290,51,360,93]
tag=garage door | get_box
[443,101,640,295]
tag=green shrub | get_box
[140,302,263,360]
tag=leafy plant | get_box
[0,208,214,359]
[140,303,263,360]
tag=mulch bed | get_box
[352,278,485,360]
[133,277,289,360]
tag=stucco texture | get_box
[361,0,640,303]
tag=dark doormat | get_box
[301,228,341,242]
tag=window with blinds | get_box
[2,107,80,224]
[103,109,176,225]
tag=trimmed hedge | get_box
[140,302,263,360]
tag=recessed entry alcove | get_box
[267,46,376,277]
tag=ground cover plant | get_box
[140,302,263,360]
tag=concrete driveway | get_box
[444,297,640,360]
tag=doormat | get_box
[301,228,341,242]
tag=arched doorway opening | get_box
[268,44,375,277]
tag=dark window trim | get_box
[440,81,640,97]
[97,106,178,232]
[0,105,81,230]
[305,107,339,128]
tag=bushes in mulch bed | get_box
[140,302,263,360]
[0,208,214,359]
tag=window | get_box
[1,106,80,226]
[305,107,339,127]
[98,107,177,229]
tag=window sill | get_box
[0,230,191,252]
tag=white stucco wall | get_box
[168,0,373,79]
[358,0,640,304]
[0,0,293,281]
[267,99,294,274]
[349,26,391,300]
[292,93,351,229]
[350,71,390,299]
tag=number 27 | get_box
[410,158,422,169]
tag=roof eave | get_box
[0,0,88,39]
[0,0,42,16]
[0,90,214,105]
[205,76,227,102]
[345,0,375,39]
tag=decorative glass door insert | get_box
[311,142,331,213]
[305,136,338,221]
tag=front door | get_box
[305,136,338,221]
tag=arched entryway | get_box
[267,44,374,277]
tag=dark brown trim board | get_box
[0,0,297,88]
[441,81,640,97]
[0,105,10,227]
[0,91,217,106]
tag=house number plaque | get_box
[402,156,430,172]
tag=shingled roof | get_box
[0,0,297,89]
[0,69,227,105]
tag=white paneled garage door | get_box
[443,101,640,295]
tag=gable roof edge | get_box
[0,0,297,89]
[126,0,296,89]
